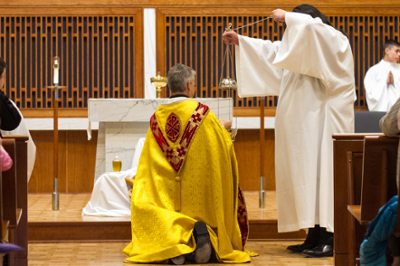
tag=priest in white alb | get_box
[364,39,400,112]
[223,4,355,258]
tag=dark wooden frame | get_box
[333,133,400,266]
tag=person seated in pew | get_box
[379,95,400,137]
[364,40,400,112]
[123,63,254,264]
[0,57,21,133]
[359,196,399,266]
[377,96,400,265]
[0,56,32,266]
[0,56,36,182]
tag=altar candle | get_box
[53,57,59,85]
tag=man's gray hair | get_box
[167,63,196,93]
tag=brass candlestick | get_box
[48,56,66,211]
[150,71,168,98]
[47,85,65,211]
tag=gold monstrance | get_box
[150,72,168,98]
[219,23,238,142]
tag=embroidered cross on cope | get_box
[150,102,210,174]
[165,113,181,143]
[150,102,210,212]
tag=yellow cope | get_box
[123,99,251,263]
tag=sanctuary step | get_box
[28,191,306,242]
[28,241,334,266]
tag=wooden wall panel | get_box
[1,0,400,7]
[28,131,67,193]
[28,130,97,193]
[234,129,275,190]
[66,131,97,193]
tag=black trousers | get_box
[305,225,333,245]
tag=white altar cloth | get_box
[82,138,145,217]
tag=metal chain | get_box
[218,15,273,130]
[218,46,229,90]
[232,15,273,31]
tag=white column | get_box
[144,8,157,99]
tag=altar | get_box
[88,98,233,181]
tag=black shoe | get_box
[193,221,212,264]
[287,225,320,253]
[302,244,333,258]
[287,242,318,253]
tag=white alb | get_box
[364,59,400,111]
[235,12,355,232]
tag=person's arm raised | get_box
[272,9,287,23]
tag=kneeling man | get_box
[123,64,252,264]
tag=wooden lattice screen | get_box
[0,8,143,117]
[1,7,399,117]
[158,9,400,115]
[163,15,283,116]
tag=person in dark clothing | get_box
[0,57,21,131]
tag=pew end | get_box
[1,136,28,266]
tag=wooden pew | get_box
[0,153,4,243]
[3,139,19,229]
[2,139,19,266]
[2,136,29,266]
[333,133,365,265]
[333,134,400,266]
[346,135,399,265]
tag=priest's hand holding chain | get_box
[272,9,287,23]
[222,31,239,46]
[222,9,287,45]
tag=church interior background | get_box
[1,0,398,265]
